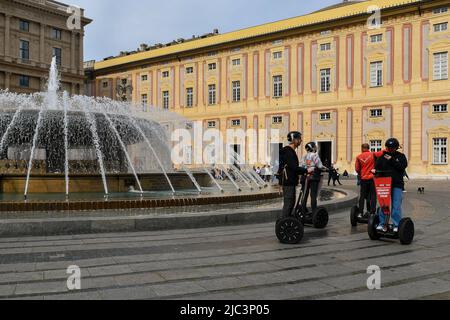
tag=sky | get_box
[75,0,338,62]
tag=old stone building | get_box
[0,0,91,94]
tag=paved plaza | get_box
[0,180,449,300]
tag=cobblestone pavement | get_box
[0,180,449,300]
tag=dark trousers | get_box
[302,179,320,212]
[280,186,296,219]
[359,179,376,215]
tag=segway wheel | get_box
[368,214,381,241]
[276,218,304,244]
[312,207,329,229]
[398,218,415,245]
[350,205,359,227]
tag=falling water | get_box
[81,100,109,196]
[24,104,46,199]
[0,102,24,155]
[101,109,143,194]
[122,112,176,193]
[63,91,70,198]
[47,57,60,110]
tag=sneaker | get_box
[376,225,385,232]
[393,227,399,233]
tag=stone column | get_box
[4,15,11,61]
[40,23,46,66]
[78,32,84,74]
[71,31,76,72]
[40,77,47,91]
[5,72,11,90]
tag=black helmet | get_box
[385,138,400,150]
[287,131,302,142]
[305,142,317,153]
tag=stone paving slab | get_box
[0,181,449,300]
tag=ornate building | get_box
[0,0,91,94]
[87,0,450,177]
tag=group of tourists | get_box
[278,131,408,233]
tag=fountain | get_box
[0,58,299,213]
[0,57,214,201]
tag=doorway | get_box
[318,141,332,167]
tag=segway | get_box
[367,173,415,245]
[276,171,329,244]
[350,205,370,227]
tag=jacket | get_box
[355,151,375,180]
[374,149,408,190]
[300,152,325,181]
[278,146,307,186]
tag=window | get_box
[141,94,148,105]
[320,43,331,51]
[121,78,128,86]
[433,104,448,113]
[433,52,448,80]
[162,71,169,78]
[207,121,216,128]
[370,34,383,43]
[370,140,383,153]
[19,40,29,60]
[232,81,241,102]
[102,81,108,88]
[370,109,383,118]
[370,61,383,87]
[434,22,448,32]
[320,113,331,121]
[433,138,448,164]
[320,68,331,92]
[52,28,62,40]
[273,51,282,59]
[272,116,283,124]
[186,88,194,107]
[185,67,194,74]
[162,91,169,109]
[273,75,283,98]
[19,75,29,88]
[19,20,29,32]
[433,7,448,14]
[231,119,241,127]
[232,59,241,66]
[141,75,148,81]
[208,84,216,105]
[52,47,62,66]
[208,63,217,71]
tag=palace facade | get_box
[87,0,450,177]
[0,0,91,94]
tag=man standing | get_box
[278,132,309,219]
[355,143,376,218]
[374,138,408,232]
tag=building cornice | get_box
[93,0,439,74]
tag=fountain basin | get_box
[0,172,212,194]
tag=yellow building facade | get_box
[88,0,450,177]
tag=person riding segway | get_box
[276,136,330,244]
[275,132,309,244]
[351,143,377,226]
[367,138,415,245]
[297,142,329,229]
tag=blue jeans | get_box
[378,188,403,227]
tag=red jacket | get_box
[355,151,375,180]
